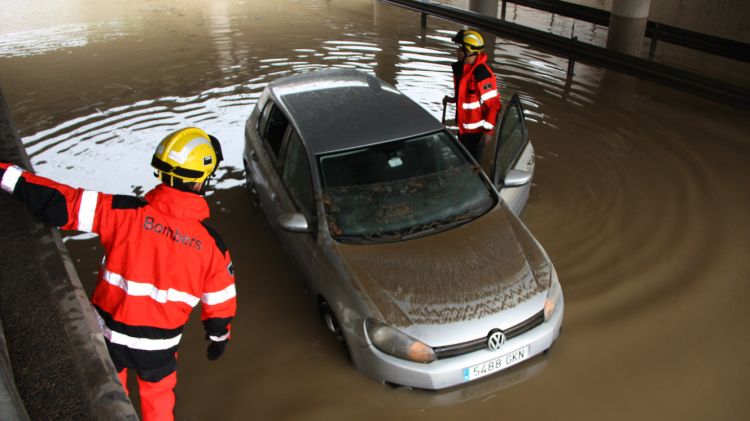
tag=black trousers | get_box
[459,132,484,163]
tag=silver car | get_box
[243,68,563,390]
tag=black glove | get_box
[206,338,228,361]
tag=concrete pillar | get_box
[468,0,498,63]
[373,0,386,28]
[606,0,651,56]
[469,0,498,17]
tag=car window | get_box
[259,101,288,158]
[494,99,527,183]
[281,131,316,224]
[319,131,496,242]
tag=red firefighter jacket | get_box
[451,52,502,135]
[1,163,236,367]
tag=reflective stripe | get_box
[103,270,201,307]
[168,137,212,164]
[461,91,497,110]
[202,284,236,306]
[95,312,181,351]
[462,120,487,130]
[1,165,23,193]
[481,90,498,101]
[209,333,230,342]
[483,122,495,130]
[77,190,98,232]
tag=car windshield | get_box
[318,131,496,243]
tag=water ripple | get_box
[9,1,750,417]
[19,19,603,198]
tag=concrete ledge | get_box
[0,318,29,421]
[0,88,138,420]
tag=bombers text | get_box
[143,216,202,250]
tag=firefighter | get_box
[0,127,237,421]
[443,29,502,163]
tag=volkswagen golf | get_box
[243,68,563,389]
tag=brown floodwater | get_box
[1,0,748,420]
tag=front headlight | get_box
[365,318,436,363]
[544,267,562,322]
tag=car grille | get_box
[433,310,545,359]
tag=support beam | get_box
[468,0,499,62]
[606,0,650,57]
[469,0,498,18]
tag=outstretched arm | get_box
[1,163,108,232]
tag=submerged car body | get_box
[243,68,563,389]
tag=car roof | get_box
[267,68,445,155]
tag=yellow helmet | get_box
[151,127,223,185]
[453,29,484,54]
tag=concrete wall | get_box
[0,88,138,420]
[0,318,29,420]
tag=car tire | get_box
[318,299,344,342]
[318,299,354,364]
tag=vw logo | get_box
[487,329,506,351]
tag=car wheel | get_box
[318,299,344,342]
[384,381,414,390]
[318,299,354,363]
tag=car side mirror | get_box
[503,169,532,187]
[278,212,310,233]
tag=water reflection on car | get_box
[243,68,563,390]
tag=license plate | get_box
[463,345,530,382]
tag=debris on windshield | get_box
[375,203,414,225]
[319,134,496,242]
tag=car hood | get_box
[334,205,551,329]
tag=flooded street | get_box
[1,0,749,419]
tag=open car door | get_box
[490,93,535,216]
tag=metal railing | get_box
[501,0,749,62]
[379,0,750,109]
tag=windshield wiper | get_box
[400,219,454,240]
[401,207,488,240]
[362,230,404,242]
[335,206,490,243]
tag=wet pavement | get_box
[1,0,749,419]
